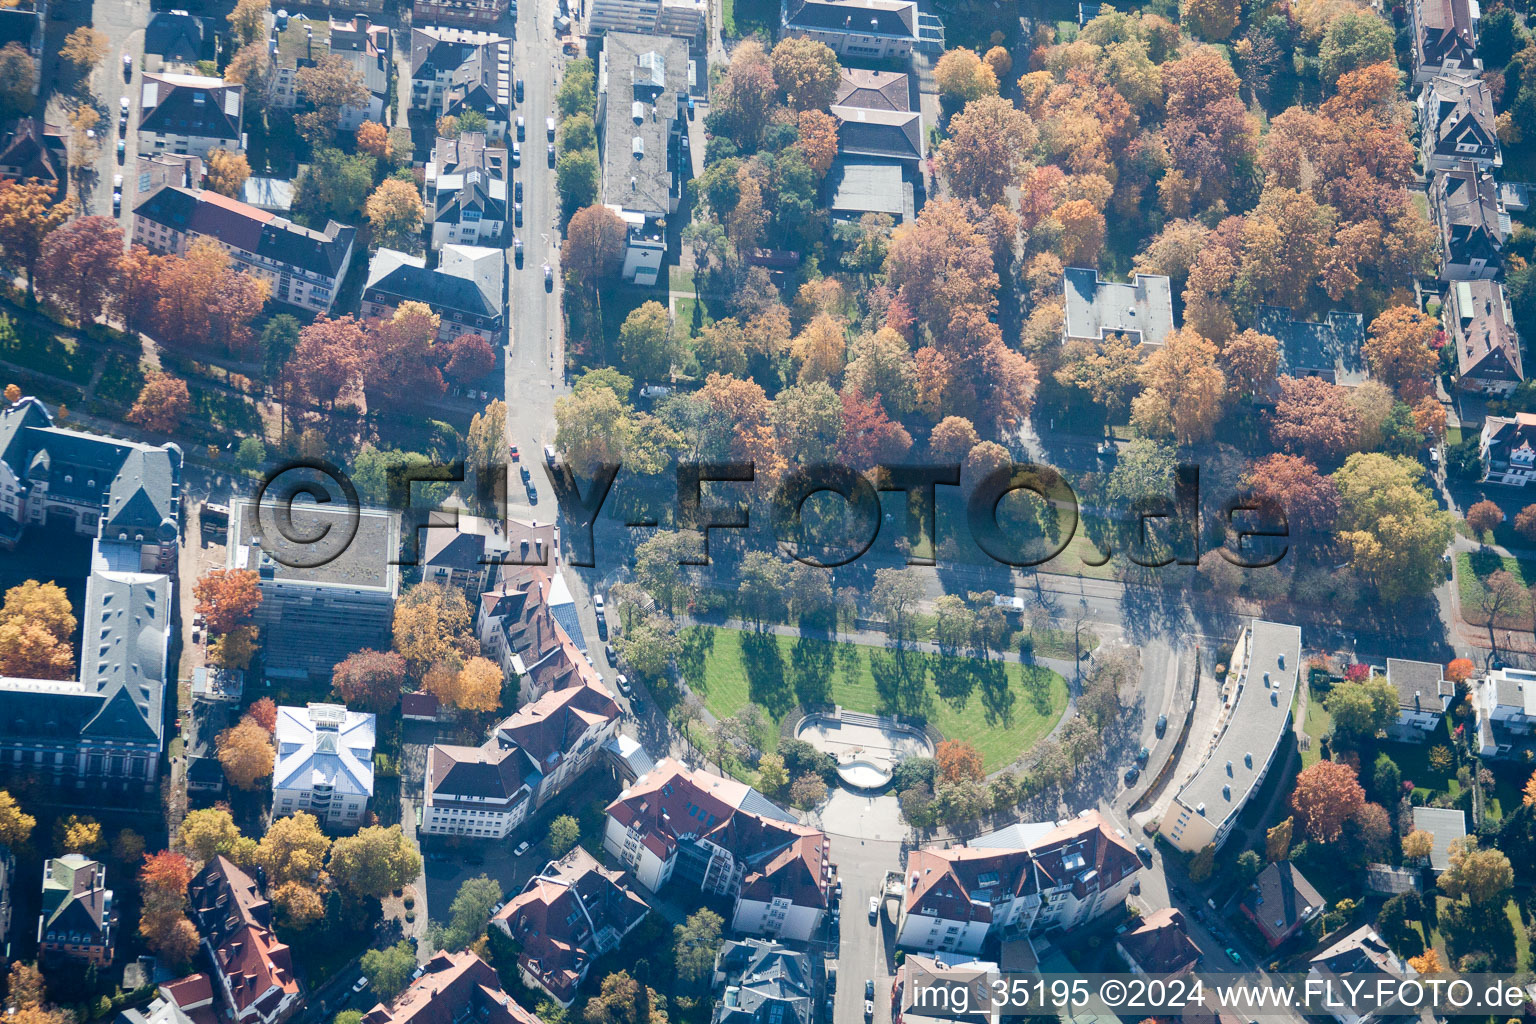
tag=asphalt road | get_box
[66,0,147,220]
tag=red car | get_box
[509,444,519,461]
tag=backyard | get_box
[1455,549,1536,629]
[676,625,1070,775]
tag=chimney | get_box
[306,25,313,59]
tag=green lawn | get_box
[0,317,95,384]
[1302,685,1331,768]
[678,626,1069,772]
[94,353,146,407]
[675,295,712,339]
[1456,550,1536,629]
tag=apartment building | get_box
[1474,665,1536,758]
[1419,71,1500,174]
[359,950,542,1024]
[138,73,243,157]
[1449,278,1523,395]
[182,857,303,1024]
[1410,0,1480,84]
[266,13,391,131]
[781,0,919,58]
[272,703,376,828]
[894,812,1141,956]
[227,498,400,680]
[1164,619,1301,854]
[409,27,512,140]
[132,186,355,314]
[604,759,832,942]
[363,245,506,344]
[426,131,508,249]
[38,854,114,965]
[1431,161,1508,282]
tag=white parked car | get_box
[513,840,531,856]
[593,593,604,615]
[351,977,369,994]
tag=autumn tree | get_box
[1402,829,1434,861]
[1317,10,1395,89]
[271,880,325,928]
[114,246,165,337]
[1466,499,1504,538]
[0,579,75,679]
[227,0,269,45]
[1445,658,1475,686]
[441,333,495,385]
[59,27,108,74]
[564,204,628,288]
[934,47,998,102]
[204,148,252,198]
[0,45,35,119]
[936,740,984,783]
[711,40,777,149]
[1181,0,1240,39]
[1055,199,1106,266]
[285,314,366,410]
[178,807,241,862]
[1243,454,1341,533]
[294,54,367,144]
[618,300,676,381]
[194,569,262,635]
[0,182,73,295]
[365,179,425,250]
[1438,836,1513,905]
[423,655,503,713]
[770,36,840,110]
[0,790,35,846]
[38,216,123,324]
[937,96,1038,206]
[126,372,192,434]
[1270,376,1364,463]
[355,120,390,159]
[392,583,478,677]
[1333,453,1455,602]
[1222,329,1281,398]
[255,811,331,885]
[1266,816,1294,861]
[1131,327,1227,443]
[796,110,839,177]
[1365,306,1440,400]
[152,239,269,357]
[1408,949,1446,974]
[331,649,408,713]
[328,825,422,897]
[56,814,102,853]
[217,716,275,791]
[1291,760,1366,842]
[790,313,847,384]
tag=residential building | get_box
[363,245,506,344]
[426,131,508,249]
[1164,619,1301,853]
[1473,665,1536,758]
[272,703,376,828]
[1419,71,1500,173]
[1409,807,1467,873]
[138,73,243,158]
[1063,267,1175,348]
[144,10,207,69]
[1256,306,1368,387]
[408,28,512,140]
[132,186,354,314]
[1115,908,1202,976]
[0,844,12,958]
[136,152,203,194]
[1448,278,1523,394]
[781,0,919,59]
[360,950,543,1024]
[491,847,650,1006]
[0,1,44,90]
[1239,862,1323,949]
[421,683,621,837]
[1410,0,1480,83]
[586,0,708,52]
[476,566,596,704]
[895,812,1141,956]
[413,0,511,28]
[227,497,400,680]
[118,977,219,1024]
[267,13,391,131]
[0,118,67,199]
[598,33,690,286]
[604,759,833,942]
[895,954,1000,1024]
[830,105,924,167]
[38,854,114,965]
[1306,926,1416,1024]
[1384,658,1453,740]
[1431,161,1508,281]
[835,67,910,110]
[0,397,179,793]
[402,692,442,721]
[1478,412,1536,485]
[183,857,303,1024]
[711,939,814,1024]
[417,510,510,596]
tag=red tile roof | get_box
[360,950,542,1024]
[186,857,299,1018]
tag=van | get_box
[544,444,557,466]
[546,116,556,140]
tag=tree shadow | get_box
[870,645,931,717]
[741,628,794,718]
[976,659,1014,728]
[931,652,976,709]
[678,625,714,693]
[789,635,833,707]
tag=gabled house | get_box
[1306,926,1416,1024]
[491,847,649,1007]
[144,10,206,69]
[1239,862,1323,949]
[272,703,376,827]
[1448,279,1523,394]
[1420,71,1500,173]
[1478,413,1536,485]
[0,118,67,200]
[183,857,303,1024]
[895,812,1141,956]
[363,245,506,345]
[711,939,814,1024]
[138,73,243,158]
[1115,907,1202,976]
[422,684,621,838]
[604,759,832,942]
[38,854,114,965]
[781,0,919,59]
[1431,161,1508,281]
[476,566,595,704]
[1473,665,1536,758]
[1410,0,1481,84]
[1385,658,1454,740]
[1063,267,1175,348]
[426,131,508,249]
[409,27,512,140]
[360,950,543,1024]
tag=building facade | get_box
[38,854,114,965]
[137,73,243,157]
[780,0,919,58]
[363,246,506,345]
